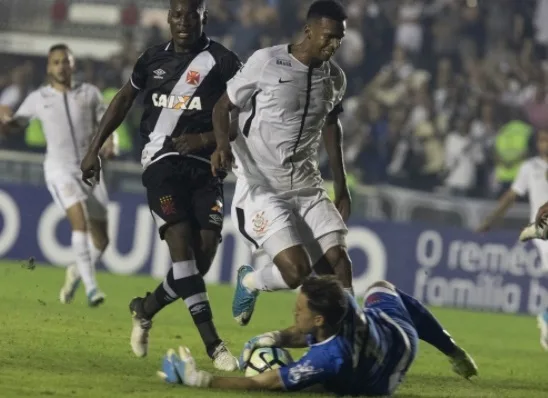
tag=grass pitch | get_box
[1,262,548,397]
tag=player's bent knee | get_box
[163,222,194,260]
[94,237,109,252]
[367,280,396,292]
[318,231,347,258]
[66,202,89,231]
[284,265,311,289]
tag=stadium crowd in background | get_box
[1,0,547,199]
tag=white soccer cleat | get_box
[87,289,106,307]
[519,222,548,242]
[129,296,153,357]
[448,346,478,379]
[211,342,239,372]
[537,311,548,350]
[59,264,81,304]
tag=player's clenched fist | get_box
[80,151,102,186]
[211,144,234,177]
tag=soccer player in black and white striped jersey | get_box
[81,0,241,371]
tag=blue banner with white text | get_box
[0,183,547,315]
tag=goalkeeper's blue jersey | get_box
[278,292,418,396]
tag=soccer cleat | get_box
[87,289,106,307]
[519,222,548,242]
[129,296,153,357]
[59,264,81,304]
[211,341,239,372]
[537,310,548,350]
[232,265,259,326]
[448,346,478,379]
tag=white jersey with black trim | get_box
[226,44,346,190]
[14,83,106,175]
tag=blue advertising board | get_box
[1,183,547,315]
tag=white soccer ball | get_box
[244,347,293,377]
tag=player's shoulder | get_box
[248,45,286,66]
[328,59,346,78]
[327,60,347,92]
[307,335,347,370]
[207,39,241,62]
[25,85,53,102]
[78,82,102,95]
[524,156,546,171]
[138,41,172,62]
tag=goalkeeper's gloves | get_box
[240,331,281,368]
[157,346,213,388]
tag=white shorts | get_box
[231,179,347,257]
[46,170,109,221]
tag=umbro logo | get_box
[153,69,166,79]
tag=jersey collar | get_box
[164,34,211,53]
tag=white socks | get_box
[88,236,104,266]
[72,231,98,294]
[243,264,290,292]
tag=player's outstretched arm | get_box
[158,346,284,391]
[476,189,518,232]
[211,369,284,391]
[278,326,308,348]
[323,114,351,221]
[240,327,307,369]
[0,92,38,134]
[159,346,327,392]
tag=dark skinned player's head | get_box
[168,0,208,50]
[303,0,347,63]
[47,44,74,85]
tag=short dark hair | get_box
[170,0,206,11]
[301,275,348,328]
[48,43,72,55]
[307,0,347,22]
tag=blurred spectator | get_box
[395,0,424,55]
[494,116,533,197]
[524,81,548,130]
[443,116,478,196]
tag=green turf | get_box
[1,262,548,397]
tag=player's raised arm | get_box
[158,345,329,392]
[0,91,38,133]
[322,68,350,221]
[477,162,529,232]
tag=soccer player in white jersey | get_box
[478,129,548,349]
[211,0,353,326]
[0,44,116,306]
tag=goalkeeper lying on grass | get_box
[158,276,477,396]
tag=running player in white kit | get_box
[0,44,116,306]
[478,129,548,349]
[211,0,353,326]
